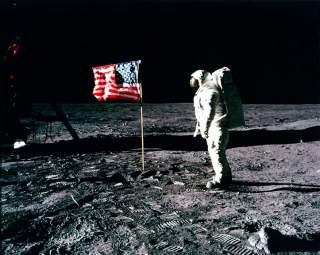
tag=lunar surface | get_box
[1,103,320,254]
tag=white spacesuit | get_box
[190,69,232,188]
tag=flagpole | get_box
[138,60,145,172]
[140,83,145,172]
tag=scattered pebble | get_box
[173,181,185,186]
[45,174,59,180]
[151,186,163,190]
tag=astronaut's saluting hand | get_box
[190,69,232,189]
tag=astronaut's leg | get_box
[206,125,232,188]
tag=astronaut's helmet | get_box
[190,70,212,88]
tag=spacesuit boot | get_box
[205,125,232,188]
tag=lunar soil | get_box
[1,103,320,254]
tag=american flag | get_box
[92,60,142,102]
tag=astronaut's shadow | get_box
[226,180,320,193]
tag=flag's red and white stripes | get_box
[92,63,141,102]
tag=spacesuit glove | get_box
[201,129,208,139]
[193,128,200,137]
[194,122,200,137]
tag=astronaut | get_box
[190,69,232,188]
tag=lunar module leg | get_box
[51,103,79,141]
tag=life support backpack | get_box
[212,67,245,129]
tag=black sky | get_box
[1,0,320,103]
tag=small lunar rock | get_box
[139,169,157,179]
[45,174,59,180]
[238,208,247,213]
[151,186,163,190]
